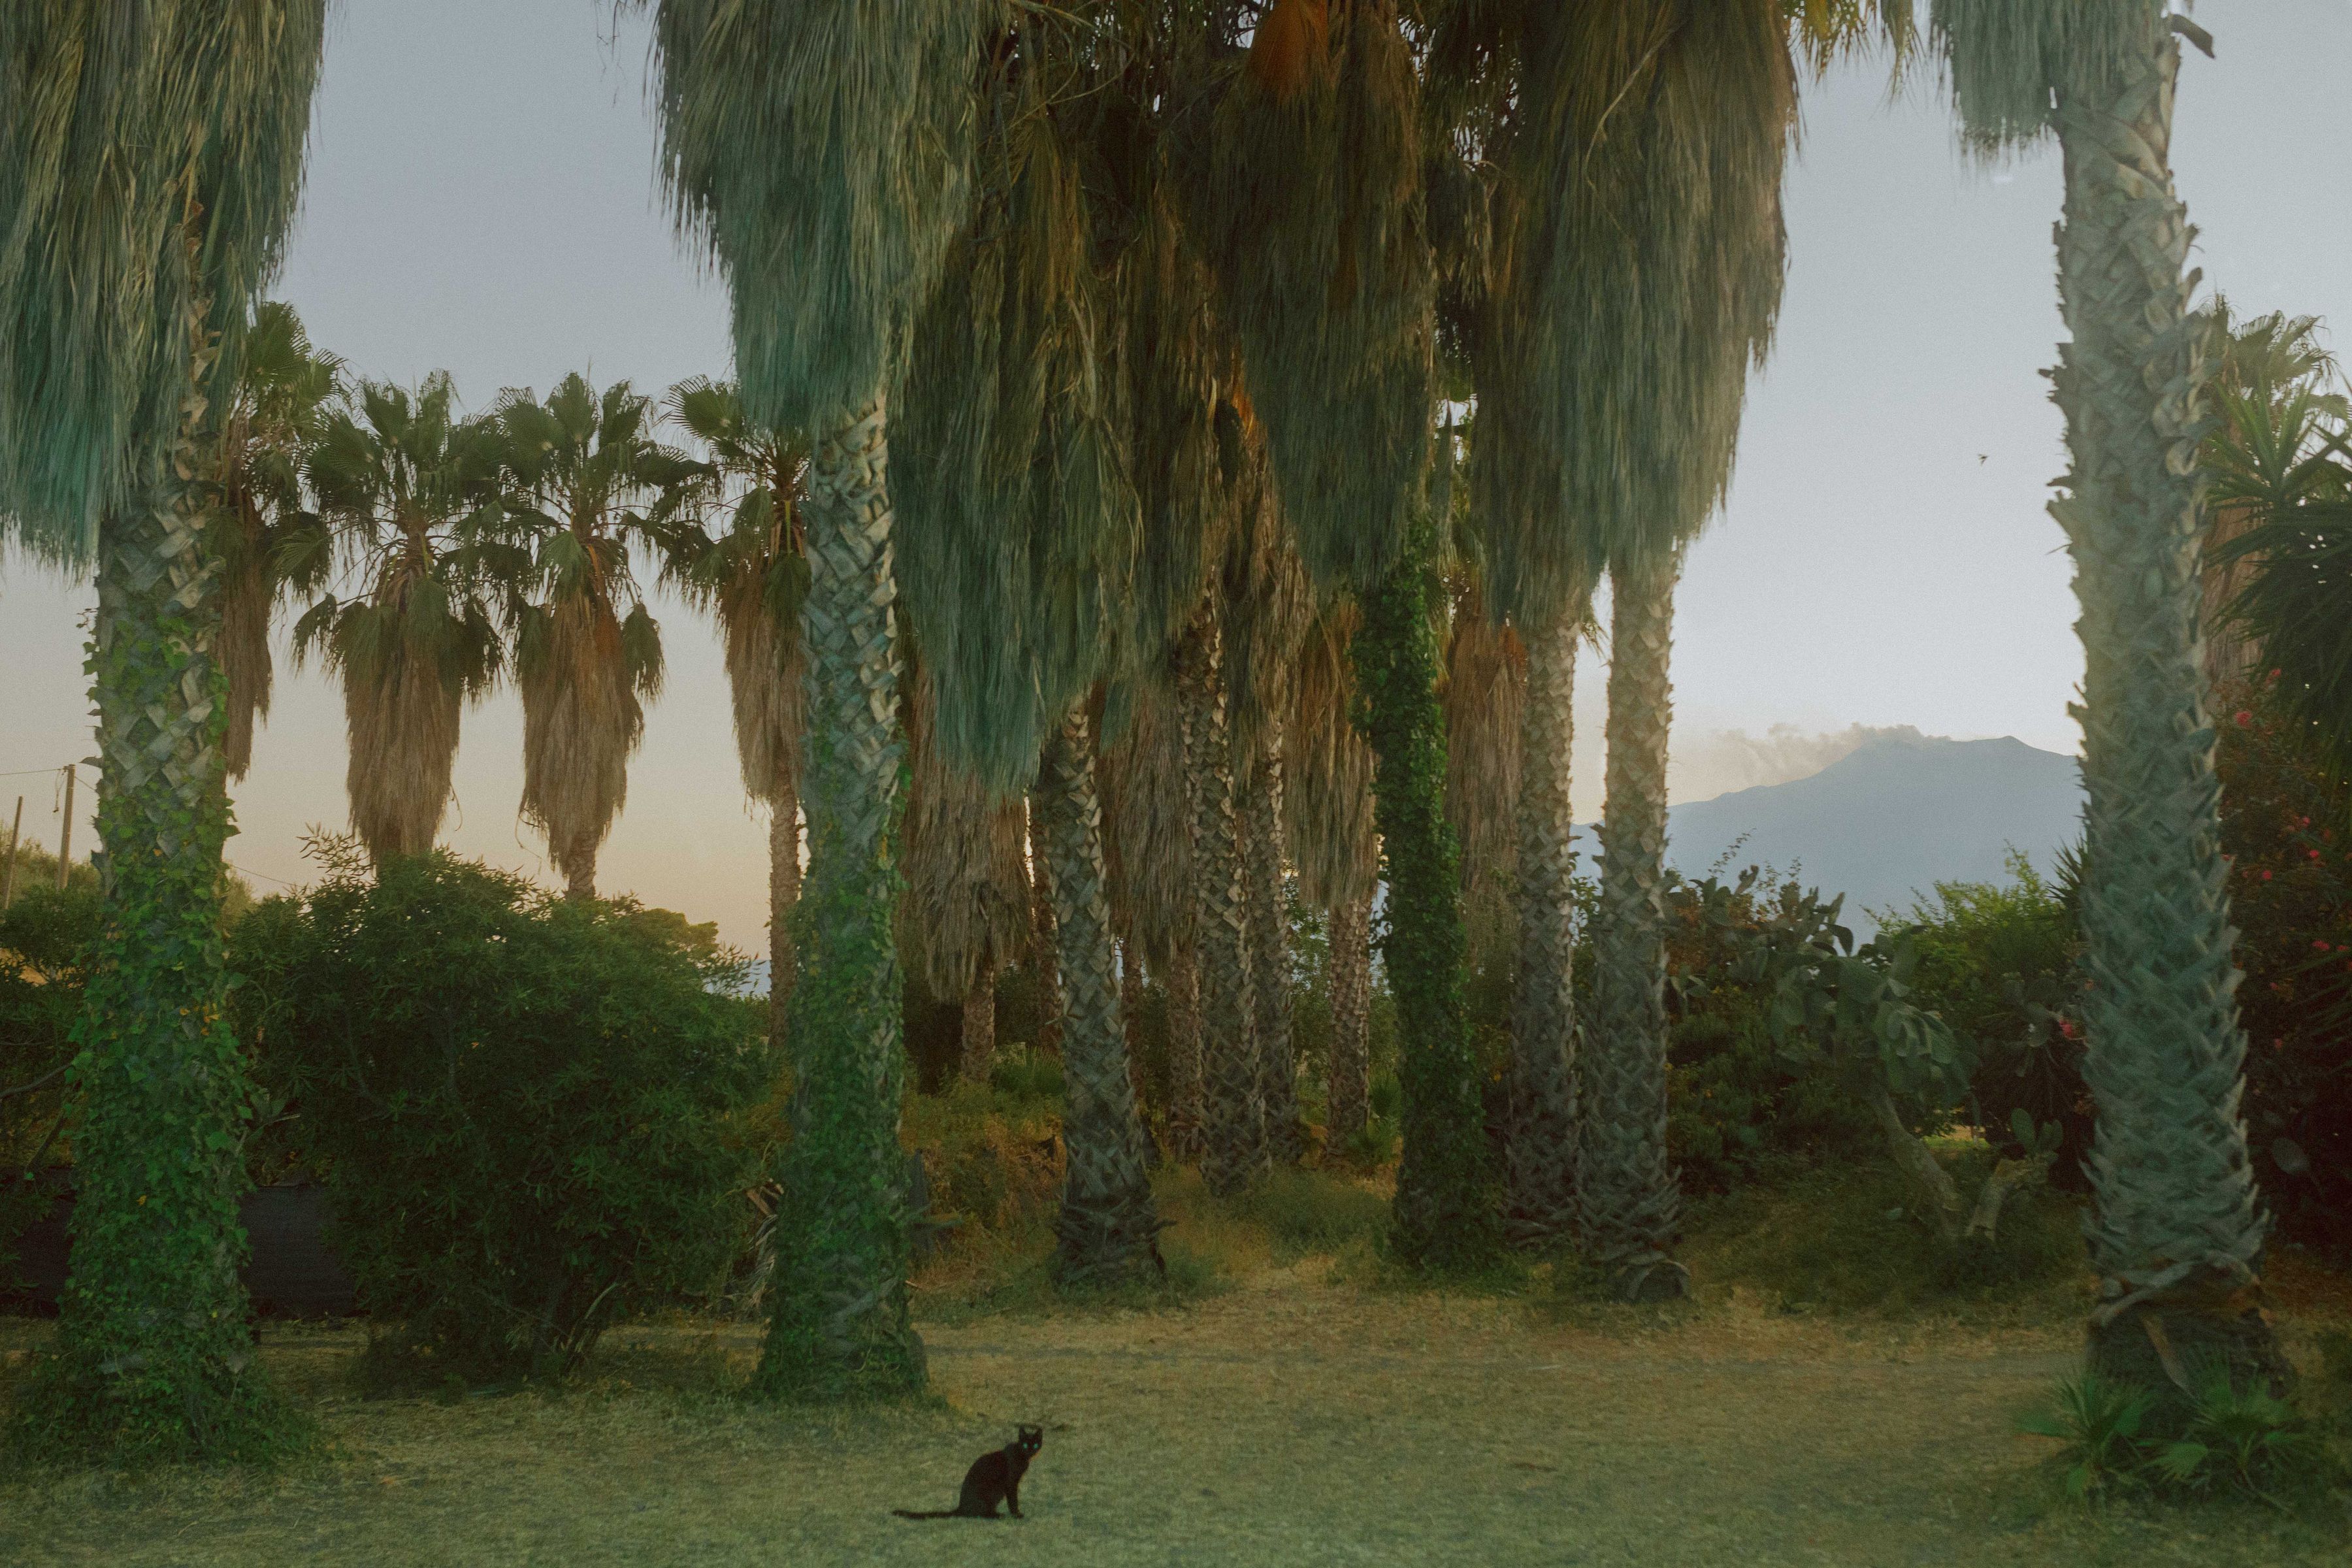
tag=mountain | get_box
[1647,732,2084,926]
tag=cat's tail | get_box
[891,1510,959,1520]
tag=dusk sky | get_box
[4,0,2348,955]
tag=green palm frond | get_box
[1486,1,1794,613]
[0,0,327,554]
[892,11,1141,794]
[647,0,993,435]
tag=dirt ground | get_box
[5,1258,2347,1567]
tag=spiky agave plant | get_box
[655,376,810,1051]
[211,299,340,779]
[0,0,327,1459]
[1480,2,1797,1299]
[648,0,989,1400]
[1933,0,2286,1396]
[293,374,506,864]
[491,374,689,901]
[892,10,1162,1284]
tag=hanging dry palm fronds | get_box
[1194,0,1435,591]
[893,24,1139,794]
[900,652,1030,1076]
[1442,583,1524,904]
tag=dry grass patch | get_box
[5,1167,2347,1566]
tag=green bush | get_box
[987,1041,1065,1102]
[0,879,99,1286]
[2019,1367,2332,1507]
[1890,859,2091,1188]
[901,1079,1062,1232]
[231,850,768,1381]
[1229,1168,1389,1260]
[1688,1143,2084,1313]
[1655,870,1886,1194]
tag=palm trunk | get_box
[1580,555,1687,1301]
[753,395,924,1401]
[1504,615,1580,1251]
[560,841,598,902]
[1358,508,1494,1269]
[1036,709,1164,1284]
[1242,734,1303,1165]
[1325,887,1373,1147]
[1164,938,1205,1162]
[2048,19,2281,1396]
[1177,610,1266,1195]
[768,793,800,1058]
[1028,820,1064,1056]
[53,295,280,1456]
[959,963,998,1085]
[1119,946,1158,1166]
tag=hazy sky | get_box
[4,1,2349,954]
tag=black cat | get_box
[892,1425,1043,1520]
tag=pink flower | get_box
[2234,710,2253,727]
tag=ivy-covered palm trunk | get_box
[1580,557,1687,1301]
[1358,511,1494,1269]
[1504,615,1580,1252]
[1036,710,1165,1284]
[754,397,924,1401]
[1242,737,1303,1164]
[1177,613,1266,1194]
[1324,887,1373,1146]
[48,321,282,1460]
[2050,24,2281,1394]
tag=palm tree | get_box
[2201,308,2348,720]
[1284,597,1380,1149]
[649,0,989,1399]
[493,374,687,900]
[1176,604,1269,1193]
[889,8,1162,1282]
[1476,3,1797,1299]
[1934,0,2286,1398]
[293,375,506,863]
[1199,0,1494,1264]
[1098,667,1201,1154]
[0,0,327,1458]
[655,376,809,1050]
[1223,498,1313,1167]
[212,300,340,779]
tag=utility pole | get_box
[55,764,75,890]
[1,795,20,910]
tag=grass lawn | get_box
[3,1168,2348,1567]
